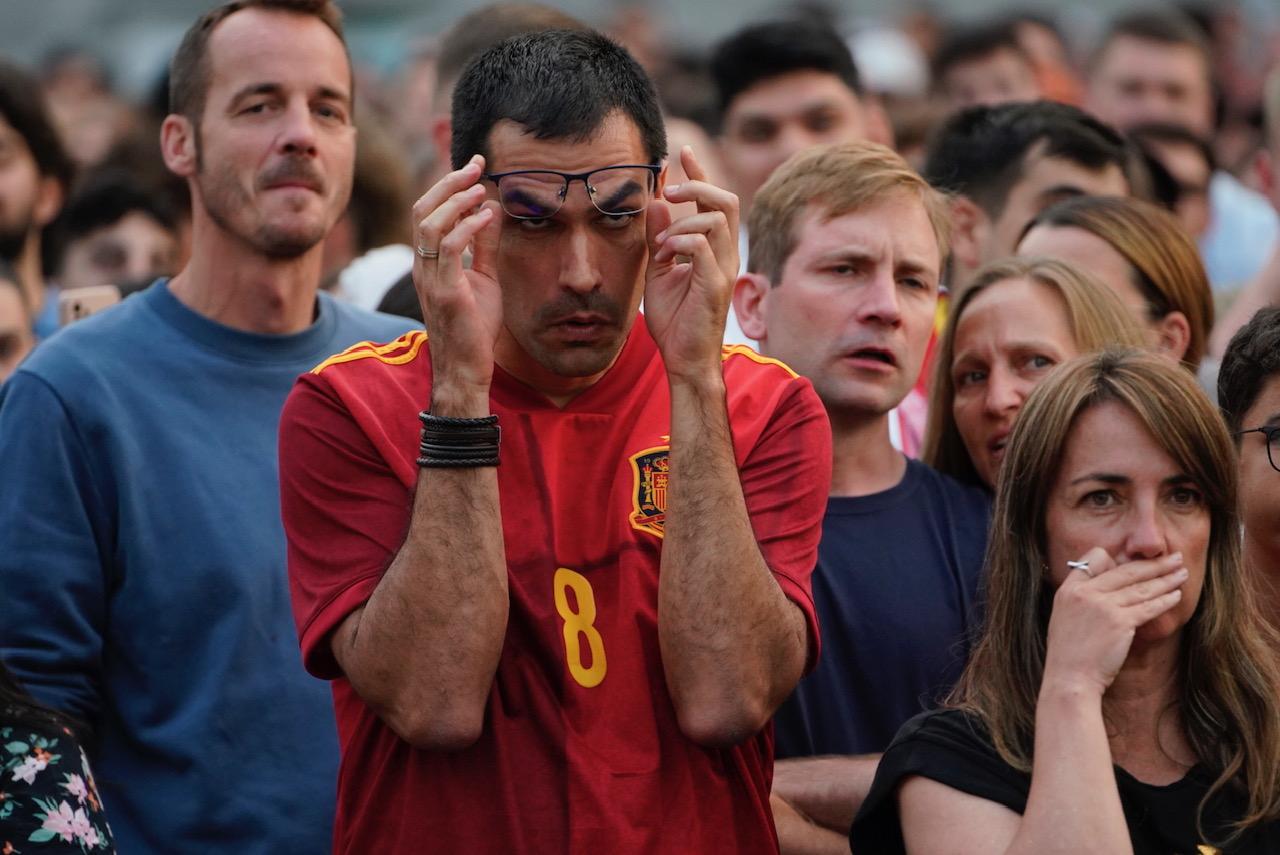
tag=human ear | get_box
[33,175,63,229]
[161,114,199,179]
[948,196,990,281]
[732,272,771,342]
[1153,310,1192,363]
[430,115,452,174]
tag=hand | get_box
[411,154,503,400]
[1042,548,1188,697]
[644,145,740,381]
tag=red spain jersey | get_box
[280,315,831,853]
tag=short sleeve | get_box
[0,371,112,725]
[851,710,1032,853]
[279,373,413,680]
[738,378,832,670]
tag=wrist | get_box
[429,383,491,418]
[666,363,726,395]
[1038,673,1106,709]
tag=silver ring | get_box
[415,243,440,259]
[1067,559,1093,577]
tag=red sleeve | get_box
[279,373,413,680]
[739,377,832,671]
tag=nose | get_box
[558,225,599,294]
[279,100,319,157]
[1122,495,1169,561]
[855,267,902,327]
[983,365,1025,417]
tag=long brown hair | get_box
[951,349,1280,842]
[923,257,1147,487]
[1024,194,1214,369]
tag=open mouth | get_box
[846,347,897,367]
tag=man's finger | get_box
[663,178,739,238]
[469,200,504,279]
[680,145,707,183]
[434,206,496,293]
[646,199,674,263]
[411,154,485,223]
[416,184,487,256]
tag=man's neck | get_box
[828,408,906,497]
[168,226,322,335]
[14,234,44,315]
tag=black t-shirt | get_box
[774,460,990,758]
[851,709,1280,854]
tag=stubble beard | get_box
[194,139,328,260]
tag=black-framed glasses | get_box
[483,165,661,221]
[1237,425,1280,473]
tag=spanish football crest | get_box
[628,444,670,539]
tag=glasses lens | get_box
[587,167,655,216]
[1268,429,1280,473]
[494,172,567,219]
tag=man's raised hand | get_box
[411,154,503,397]
[644,145,741,381]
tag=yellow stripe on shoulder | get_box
[311,330,428,375]
[720,343,799,379]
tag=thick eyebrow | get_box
[1264,411,1280,427]
[734,96,846,126]
[1036,185,1088,205]
[594,180,643,212]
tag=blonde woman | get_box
[854,350,1280,853]
[923,257,1146,489]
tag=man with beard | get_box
[278,28,830,851]
[0,59,73,338]
[0,1,416,851]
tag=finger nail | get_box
[655,230,667,242]
[1175,568,1190,579]
[666,183,681,195]
[1170,552,1183,563]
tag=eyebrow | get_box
[1069,472,1196,487]
[595,180,643,212]
[228,82,349,108]
[1264,412,1280,427]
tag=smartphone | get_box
[59,285,121,326]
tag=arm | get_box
[325,156,509,751]
[771,793,851,855]
[646,148,821,745]
[896,549,1187,854]
[0,372,109,731]
[774,755,881,836]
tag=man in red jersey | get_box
[278,28,831,853]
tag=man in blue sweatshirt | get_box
[0,1,417,851]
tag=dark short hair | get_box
[42,169,178,277]
[0,58,74,194]
[922,100,1128,218]
[169,0,347,122]
[932,19,1031,84]
[435,3,586,100]
[710,19,862,118]
[1096,8,1212,69]
[1218,307,1280,435]
[450,29,666,170]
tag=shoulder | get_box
[720,343,822,425]
[321,293,421,340]
[301,329,431,422]
[876,708,1029,812]
[17,289,155,387]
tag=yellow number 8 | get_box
[554,567,607,688]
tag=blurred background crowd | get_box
[2,0,1279,376]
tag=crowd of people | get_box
[1,0,1279,852]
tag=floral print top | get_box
[0,711,114,853]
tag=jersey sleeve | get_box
[0,371,112,726]
[738,377,832,670]
[850,709,1032,853]
[279,372,412,680]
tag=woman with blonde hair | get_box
[922,256,1146,489]
[854,349,1280,853]
[1018,194,1214,370]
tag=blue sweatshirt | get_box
[0,281,418,853]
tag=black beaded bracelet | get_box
[416,411,501,468]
